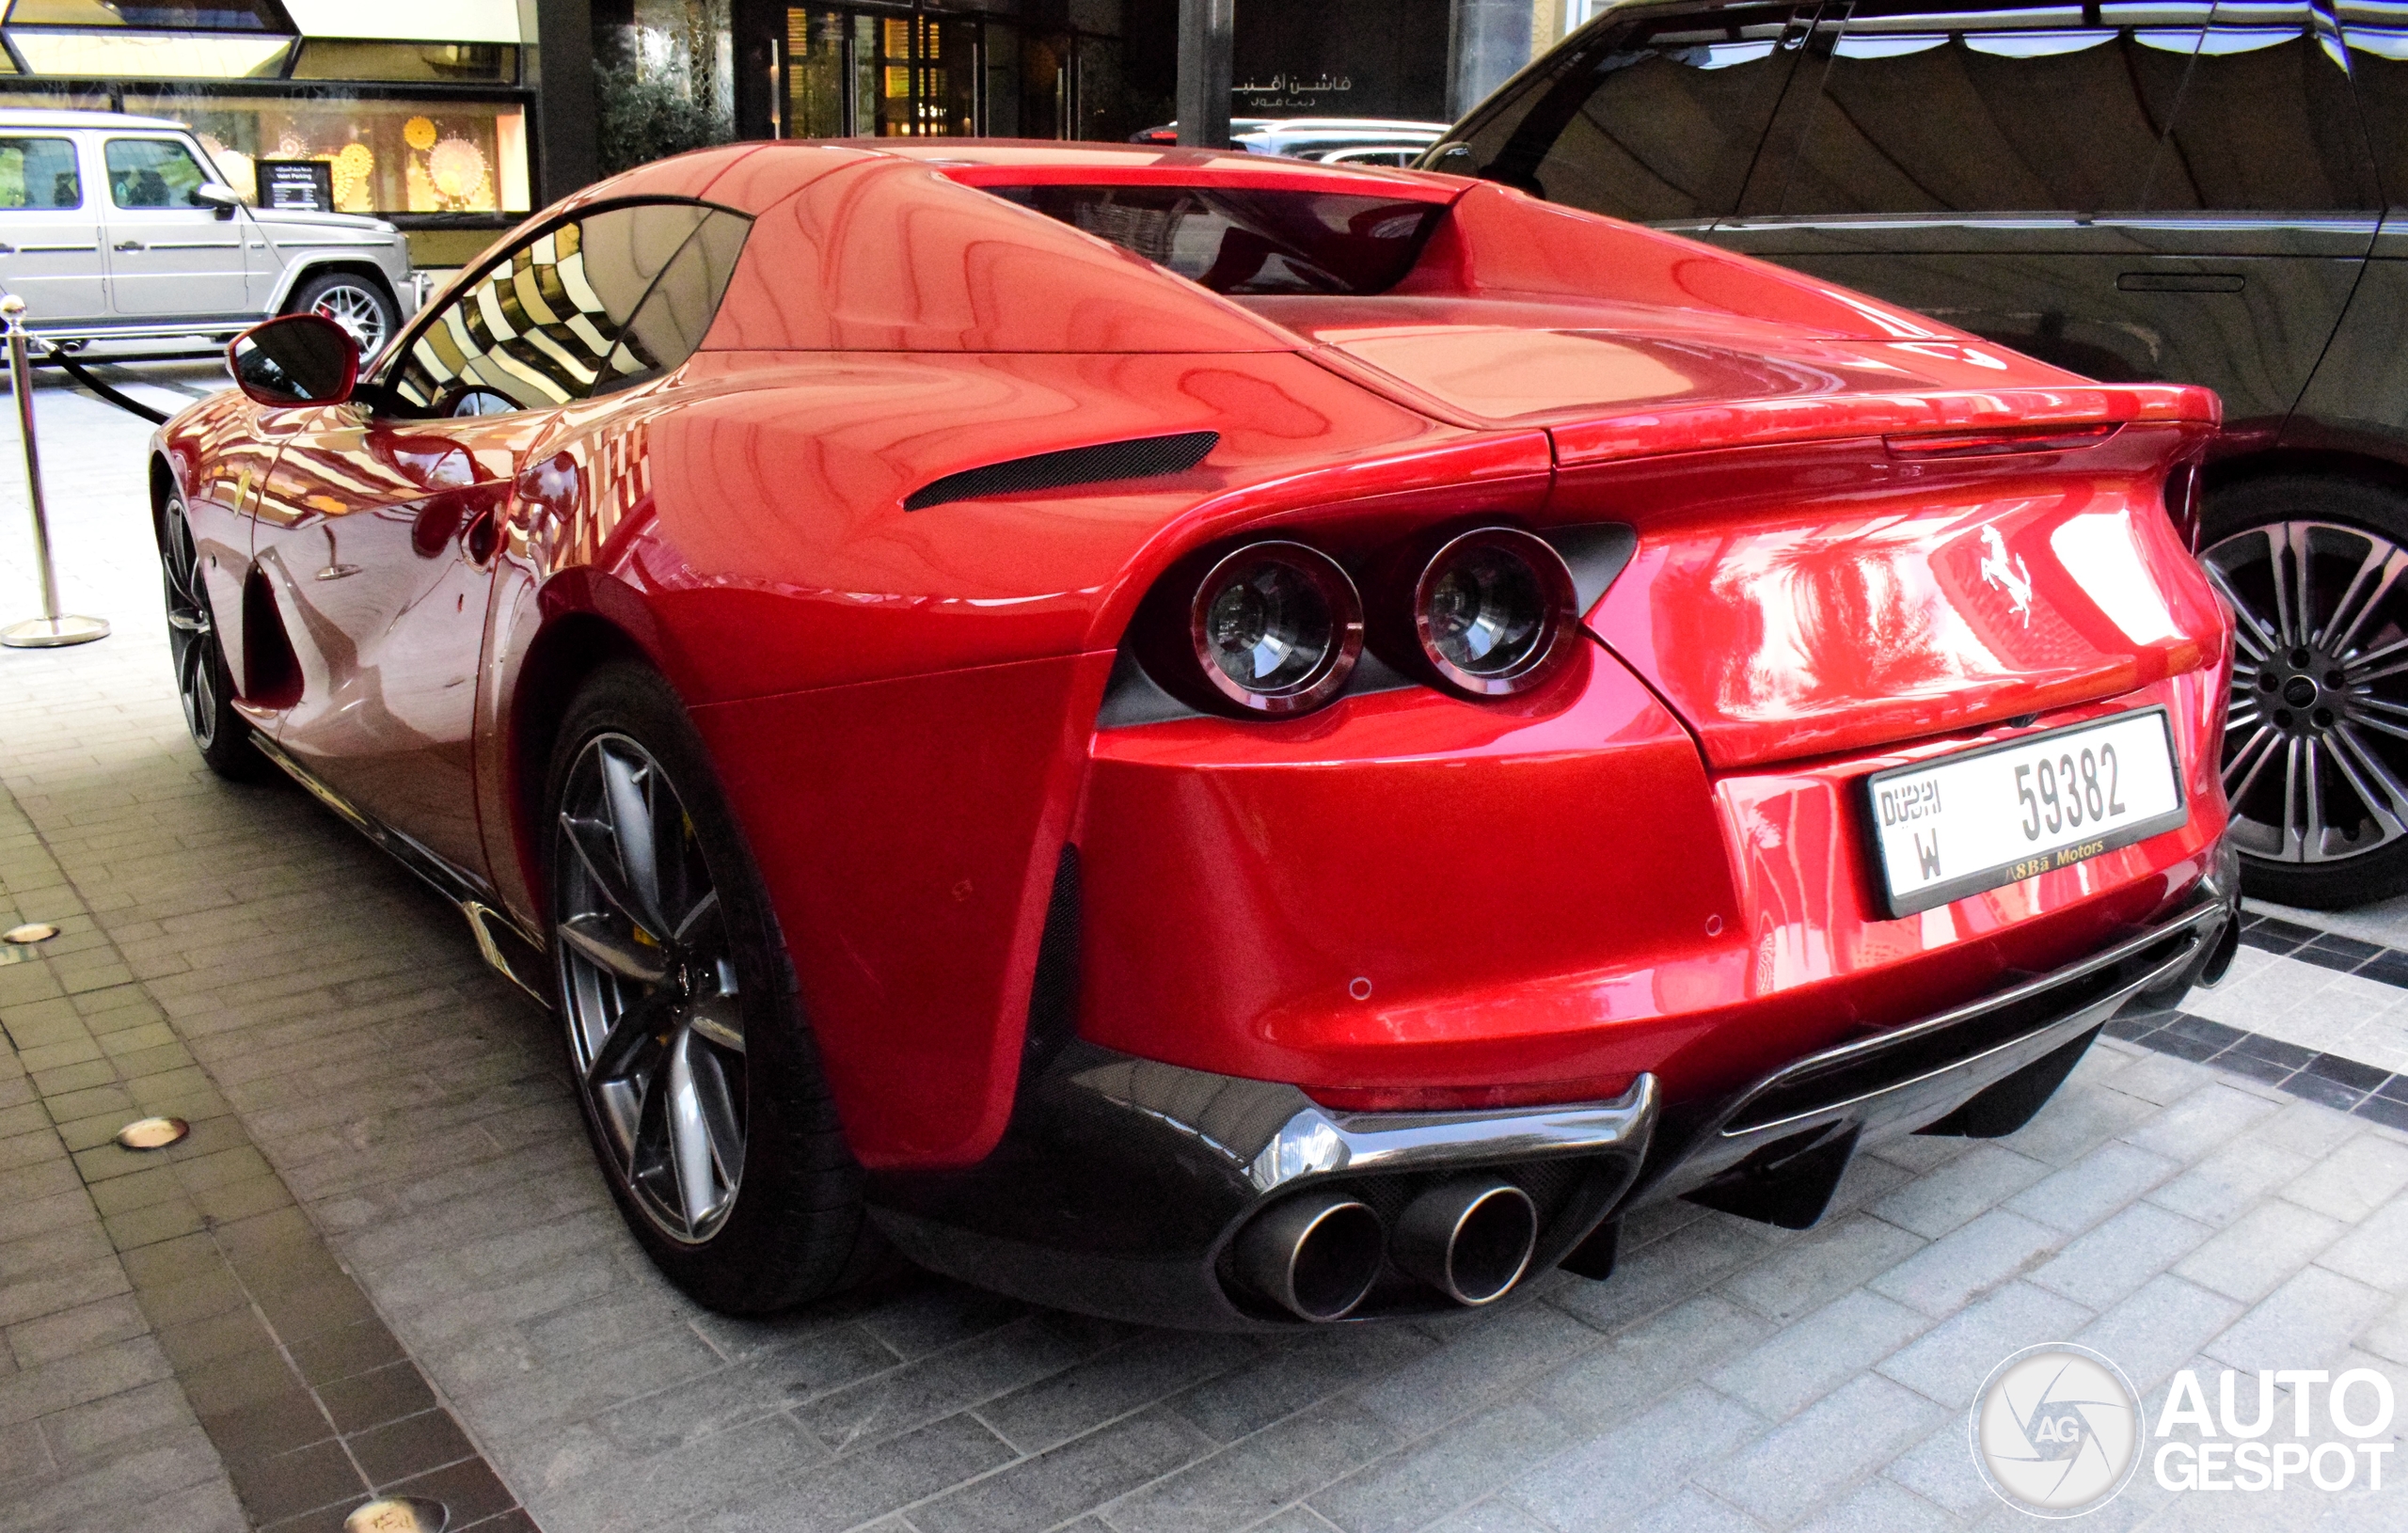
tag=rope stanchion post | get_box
[0,293,107,649]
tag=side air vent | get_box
[904,431,1219,511]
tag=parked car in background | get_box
[159,139,2237,1326]
[1430,0,2408,909]
[1133,117,1449,165]
[0,109,414,357]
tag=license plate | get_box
[1864,708,2187,918]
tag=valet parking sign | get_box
[1971,1346,2399,1517]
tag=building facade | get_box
[0,1,592,266]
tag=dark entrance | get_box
[776,4,1099,139]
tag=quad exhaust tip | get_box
[1236,1191,1386,1321]
[1393,1178,1539,1306]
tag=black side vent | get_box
[1020,846,1083,1083]
[904,431,1219,511]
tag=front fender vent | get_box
[904,430,1219,511]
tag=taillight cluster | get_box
[1144,526,1581,719]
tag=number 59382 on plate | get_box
[1862,708,2188,919]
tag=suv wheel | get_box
[288,271,398,360]
[2201,473,2408,908]
[545,662,885,1312]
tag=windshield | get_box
[990,184,1444,295]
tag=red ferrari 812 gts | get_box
[152,140,2240,1328]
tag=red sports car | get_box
[153,140,2239,1328]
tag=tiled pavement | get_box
[4,370,2407,1533]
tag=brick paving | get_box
[3,371,2406,1531]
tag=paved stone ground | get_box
[3,371,2406,1533]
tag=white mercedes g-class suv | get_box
[0,108,416,357]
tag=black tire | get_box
[2201,473,2408,909]
[543,661,883,1313]
[159,491,269,782]
[285,269,400,360]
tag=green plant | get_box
[594,55,732,176]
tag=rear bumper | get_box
[864,1049,1656,1331]
[867,853,2238,1329]
[1633,875,2237,1225]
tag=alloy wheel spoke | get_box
[598,745,668,932]
[2293,737,2328,861]
[2354,711,2408,747]
[2321,542,2407,656]
[558,811,660,942]
[590,988,674,1087]
[2352,693,2408,722]
[2325,725,2408,842]
[2278,523,2316,646]
[671,886,720,947]
[2225,723,2281,802]
[188,646,215,739]
[684,991,745,1053]
[664,1030,721,1232]
[557,912,666,986]
[2203,560,2278,664]
[2347,633,2408,682]
[688,1041,744,1185]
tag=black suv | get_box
[1430,0,2408,909]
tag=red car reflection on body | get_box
[151,140,2239,1327]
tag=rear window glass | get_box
[1443,3,1813,223]
[992,185,1443,295]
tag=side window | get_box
[2336,5,2408,211]
[0,137,81,210]
[2147,5,2376,213]
[593,211,752,394]
[1778,3,2197,218]
[1450,4,1813,223]
[386,201,714,417]
[105,138,207,209]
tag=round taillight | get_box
[1412,527,1577,695]
[1187,542,1362,716]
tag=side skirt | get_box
[249,730,552,1006]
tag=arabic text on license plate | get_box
[1865,708,2186,918]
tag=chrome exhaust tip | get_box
[1235,1192,1386,1321]
[1393,1178,1538,1306]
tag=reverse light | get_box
[1411,528,1577,696]
[1186,542,1363,716]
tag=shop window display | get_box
[128,94,530,215]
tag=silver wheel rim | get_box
[160,503,217,751]
[308,282,388,357]
[2203,519,2408,865]
[553,734,747,1244]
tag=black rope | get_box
[46,353,172,425]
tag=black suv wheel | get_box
[2202,474,2408,908]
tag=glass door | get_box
[783,7,979,137]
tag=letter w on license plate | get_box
[1863,707,2187,918]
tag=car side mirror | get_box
[192,182,242,218]
[229,313,358,408]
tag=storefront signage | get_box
[258,159,334,212]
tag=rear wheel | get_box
[2201,474,2408,908]
[159,492,267,781]
[545,662,881,1312]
